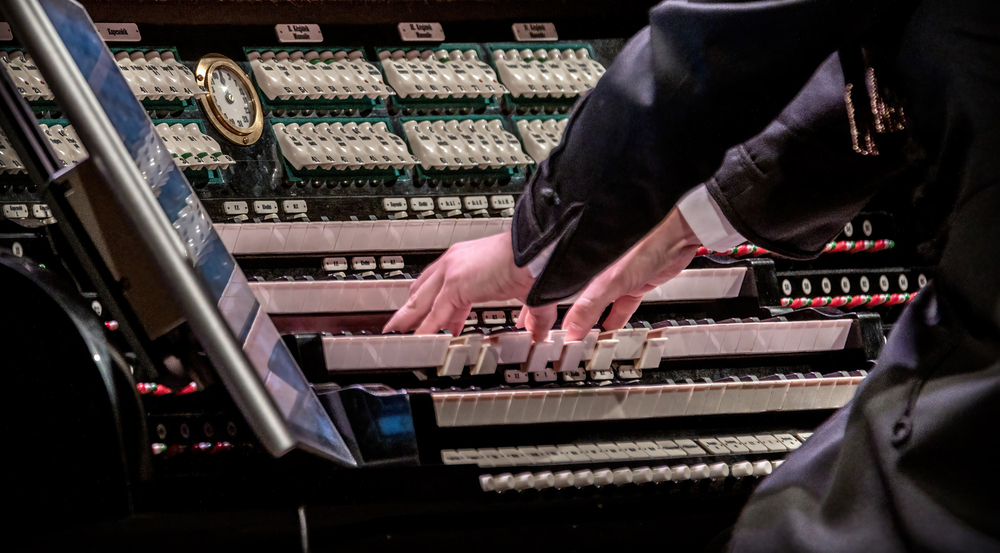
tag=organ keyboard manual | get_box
[0,0,925,550]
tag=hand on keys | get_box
[561,207,701,341]
[384,231,541,338]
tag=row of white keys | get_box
[516,118,567,163]
[479,460,777,492]
[272,121,419,171]
[247,268,744,315]
[445,434,806,467]
[114,51,205,101]
[215,217,512,254]
[321,332,453,370]
[319,329,532,375]
[378,49,506,99]
[431,373,866,427]
[0,128,26,173]
[38,124,87,167]
[1,51,53,101]
[402,119,533,170]
[647,318,853,358]
[154,123,235,171]
[492,48,605,98]
[249,50,393,101]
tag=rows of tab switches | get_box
[113,51,206,101]
[1,51,53,101]
[273,121,419,171]
[402,119,533,170]
[249,50,393,101]
[491,48,606,98]
[154,123,235,171]
[318,313,851,376]
[377,49,507,99]
[0,127,26,173]
[1,124,88,172]
[479,459,785,493]
[517,118,567,163]
[444,433,810,468]
[431,371,865,427]
[250,267,745,314]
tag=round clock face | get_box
[210,66,254,130]
[195,54,263,145]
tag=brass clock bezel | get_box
[195,54,263,146]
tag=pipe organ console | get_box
[0,1,928,549]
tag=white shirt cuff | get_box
[526,241,557,278]
[526,184,746,277]
[676,184,746,251]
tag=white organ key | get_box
[321,332,452,371]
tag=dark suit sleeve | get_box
[512,0,900,306]
[706,54,913,260]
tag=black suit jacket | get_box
[511,0,1000,550]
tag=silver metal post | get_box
[1,0,296,456]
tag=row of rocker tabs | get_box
[516,117,568,164]
[446,433,809,469]
[154,122,235,171]
[1,51,53,101]
[376,48,507,100]
[113,50,206,101]
[0,125,87,173]
[306,311,859,376]
[273,120,418,171]
[272,118,534,173]
[402,119,533,170]
[491,47,606,98]
[249,50,393,101]
[479,460,783,492]
[430,370,868,427]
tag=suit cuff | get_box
[676,183,747,251]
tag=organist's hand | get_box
[562,207,701,342]
[384,231,536,338]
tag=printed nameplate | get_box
[398,22,445,42]
[95,22,141,42]
[512,22,558,42]
[276,24,323,43]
